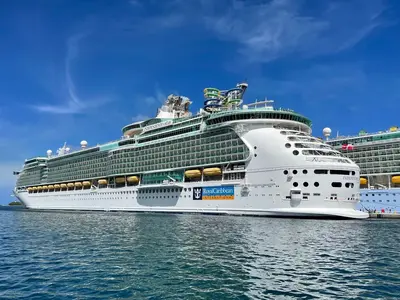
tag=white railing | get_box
[329,129,399,141]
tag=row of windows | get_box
[360,167,400,175]
[363,193,400,196]
[338,143,400,152]
[287,136,320,142]
[17,129,250,187]
[328,134,400,147]
[49,147,100,163]
[46,153,109,183]
[110,145,245,162]
[139,125,200,144]
[280,130,308,136]
[118,131,238,154]
[294,149,344,157]
[357,162,400,169]
[292,182,354,188]
[299,143,331,150]
[17,168,42,186]
[361,199,398,203]
[353,158,400,165]
[283,169,356,175]
[206,111,312,127]
[346,150,400,157]
[108,129,249,176]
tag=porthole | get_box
[314,182,319,187]
[285,143,291,148]
[303,182,309,187]
[293,170,298,175]
[293,182,298,187]
[303,170,308,174]
[254,146,257,149]
[283,170,288,175]
[254,154,257,157]
[293,150,299,155]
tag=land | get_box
[8,201,22,206]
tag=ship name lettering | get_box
[343,176,358,181]
[142,120,173,133]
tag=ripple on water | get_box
[0,210,399,299]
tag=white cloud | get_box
[128,0,142,7]
[143,86,167,105]
[212,0,386,62]
[31,34,85,114]
[131,114,150,122]
[158,0,388,63]
[32,33,111,114]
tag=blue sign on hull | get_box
[193,186,235,200]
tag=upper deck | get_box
[22,82,312,164]
[327,126,400,147]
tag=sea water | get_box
[0,208,399,299]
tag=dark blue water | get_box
[0,208,399,299]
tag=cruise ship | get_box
[13,82,368,219]
[326,127,400,213]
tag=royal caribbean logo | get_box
[193,187,203,200]
[193,186,234,200]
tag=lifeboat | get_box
[48,185,54,190]
[42,186,48,191]
[37,186,43,191]
[54,184,60,189]
[67,183,74,188]
[127,176,139,184]
[185,170,201,178]
[74,182,82,187]
[115,177,126,184]
[60,183,67,189]
[98,179,108,185]
[203,167,222,177]
[360,178,367,185]
[27,187,32,192]
[392,176,400,184]
[82,181,91,187]
[32,187,37,191]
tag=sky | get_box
[1,0,400,204]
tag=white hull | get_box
[15,180,369,219]
[15,124,370,219]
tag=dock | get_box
[368,213,400,219]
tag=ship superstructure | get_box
[326,127,400,213]
[13,82,367,219]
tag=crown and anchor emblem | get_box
[193,188,202,200]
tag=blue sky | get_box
[1,0,399,204]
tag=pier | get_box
[368,213,400,219]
